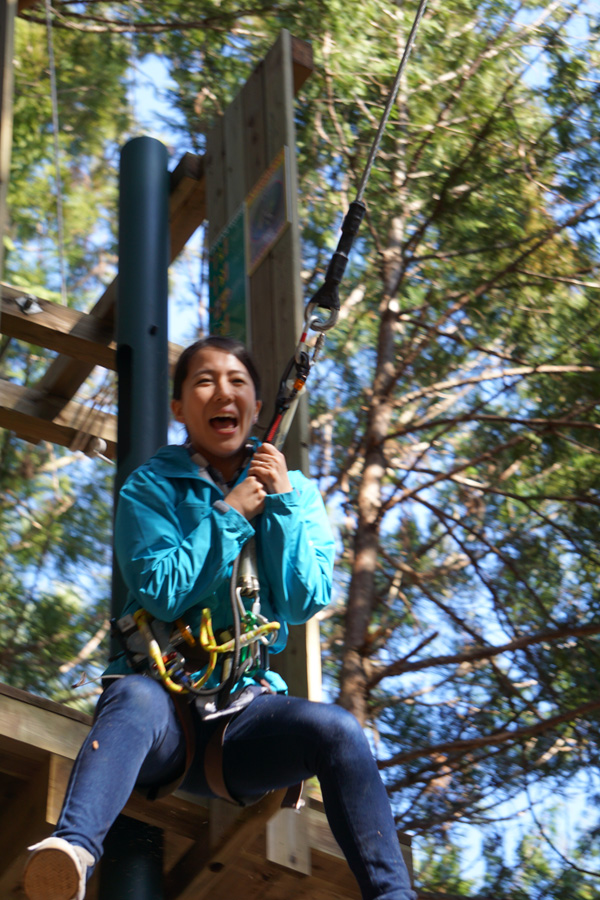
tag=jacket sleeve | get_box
[114,468,255,621]
[256,471,335,625]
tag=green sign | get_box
[208,204,247,342]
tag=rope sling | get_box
[117,0,430,706]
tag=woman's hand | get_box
[248,443,292,495]
[226,476,266,520]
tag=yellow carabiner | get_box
[133,609,187,694]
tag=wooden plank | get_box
[0,377,118,457]
[169,152,207,260]
[0,681,93,722]
[0,761,49,889]
[34,281,118,401]
[1,285,116,367]
[241,38,272,374]
[262,33,306,471]
[251,32,314,698]
[241,54,269,191]
[291,35,314,94]
[33,152,205,405]
[0,735,47,777]
[0,687,91,760]
[165,789,286,900]
[224,89,245,221]
[46,753,73,825]
[123,792,210,843]
[205,114,227,248]
[1,284,184,372]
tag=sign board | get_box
[208,147,291,342]
[246,147,290,275]
[208,204,247,342]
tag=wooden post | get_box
[206,31,321,699]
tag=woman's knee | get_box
[286,699,368,756]
[318,703,366,745]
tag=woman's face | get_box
[171,347,262,477]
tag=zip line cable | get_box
[356,0,430,203]
[265,0,429,449]
[45,0,68,304]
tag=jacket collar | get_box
[147,440,258,487]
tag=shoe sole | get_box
[23,847,80,900]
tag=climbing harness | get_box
[113,606,279,697]
[114,0,429,708]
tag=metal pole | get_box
[98,816,164,900]
[114,135,170,491]
[102,135,170,900]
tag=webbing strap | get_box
[204,717,304,809]
[204,718,239,804]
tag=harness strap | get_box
[204,718,238,804]
[204,717,304,809]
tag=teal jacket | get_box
[106,443,335,694]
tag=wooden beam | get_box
[1,283,183,373]
[0,760,49,870]
[169,152,206,260]
[165,790,286,900]
[0,684,91,760]
[291,34,314,94]
[34,152,205,405]
[0,377,117,457]
[1,284,115,368]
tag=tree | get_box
[296,0,600,890]
[1,13,132,709]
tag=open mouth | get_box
[210,414,238,434]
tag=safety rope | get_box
[356,0,429,203]
[265,0,430,444]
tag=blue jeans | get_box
[56,676,415,900]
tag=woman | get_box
[23,336,415,900]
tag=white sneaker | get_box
[23,836,94,900]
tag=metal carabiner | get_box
[304,300,339,333]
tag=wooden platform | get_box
[0,682,413,899]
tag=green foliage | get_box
[7,17,130,298]
[0,427,112,710]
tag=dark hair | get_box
[172,336,262,401]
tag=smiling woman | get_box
[171,338,263,482]
[22,337,416,900]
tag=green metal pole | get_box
[98,817,164,898]
[114,135,170,492]
[102,136,170,900]
[111,134,170,647]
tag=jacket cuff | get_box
[213,499,255,537]
[263,489,299,510]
